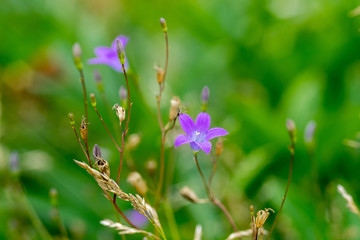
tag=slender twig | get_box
[93,107,122,153]
[208,151,218,187]
[266,143,295,240]
[115,64,131,183]
[78,70,91,162]
[72,126,91,165]
[116,126,125,184]
[194,154,238,232]
[155,27,170,206]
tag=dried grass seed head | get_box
[337,184,360,215]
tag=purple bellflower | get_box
[175,113,228,154]
[88,35,129,72]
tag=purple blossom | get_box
[88,35,129,72]
[175,113,228,154]
[125,210,149,229]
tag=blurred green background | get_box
[2,0,360,239]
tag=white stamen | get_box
[195,131,200,136]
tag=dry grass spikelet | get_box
[337,184,360,216]
[100,219,161,240]
[226,229,268,240]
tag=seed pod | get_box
[80,116,88,140]
[145,159,157,176]
[215,138,224,156]
[154,66,165,85]
[286,118,297,145]
[113,104,126,125]
[127,172,148,196]
[179,186,200,203]
[255,208,274,228]
[169,96,181,121]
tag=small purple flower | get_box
[88,35,129,72]
[125,210,149,229]
[175,113,228,154]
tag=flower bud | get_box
[80,116,88,140]
[255,208,274,228]
[145,159,157,176]
[304,120,316,145]
[201,86,209,112]
[160,18,167,32]
[127,172,148,196]
[68,112,75,126]
[286,118,297,145]
[169,96,181,121]
[92,144,102,159]
[113,104,126,125]
[94,69,104,93]
[49,188,58,207]
[116,39,125,65]
[154,66,164,85]
[72,43,83,71]
[90,93,96,107]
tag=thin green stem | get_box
[266,144,295,240]
[79,70,90,162]
[155,29,170,206]
[93,107,122,153]
[72,126,91,166]
[194,154,238,232]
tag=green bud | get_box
[49,188,58,207]
[68,112,75,126]
[90,93,96,107]
[72,43,83,71]
[116,39,125,65]
[286,118,297,146]
[160,18,167,32]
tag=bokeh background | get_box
[2,0,360,239]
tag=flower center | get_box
[195,131,200,136]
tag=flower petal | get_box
[205,127,229,141]
[175,135,192,147]
[190,142,200,152]
[94,47,113,57]
[179,113,195,136]
[195,112,211,133]
[196,141,212,154]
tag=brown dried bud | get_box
[112,104,125,124]
[215,138,224,156]
[180,186,202,203]
[255,208,274,228]
[80,116,88,140]
[169,96,181,121]
[127,172,148,196]
[95,157,110,178]
[154,66,165,85]
[250,205,254,215]
[145,159,157,176]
